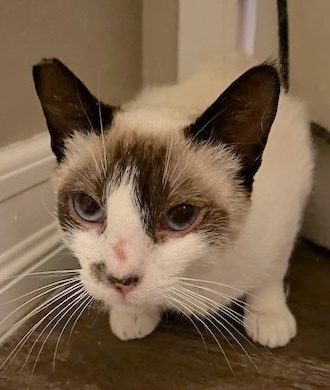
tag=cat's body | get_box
[33,52,313,349]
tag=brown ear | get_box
[185,65,280,190]
[33,58,114,162]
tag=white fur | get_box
[67,53,314,346]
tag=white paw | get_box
[244,305,297,348]
[110,307,159,341]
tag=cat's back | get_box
[124,52,256,123]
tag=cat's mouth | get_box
[108,274,140,297]
[88,262,141,299]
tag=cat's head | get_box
[33,58,280,308]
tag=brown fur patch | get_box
[54,124,250,246]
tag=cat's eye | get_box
[164,204,200,231]
[72,193,104,223]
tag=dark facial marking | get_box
[56,134,233,245]
[109,138,169,240]
[57,191,81,232]
[108,137,233,244]
[90,262,108,284]
[57,171,107,233]
[90,262,139,287]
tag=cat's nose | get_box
[106,274,140,287]
[114,284,136,295]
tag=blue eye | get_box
[72,193,104,222]
[164,204,200,231]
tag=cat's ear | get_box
[185,65,280,190]
[33,58,114,162]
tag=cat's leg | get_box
[243,222,300,348]
[243,280,296,348]
[109,305,160,341]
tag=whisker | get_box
[189,107,227,144]
[180,281,259,314]
[0,276,80,307]
[97,71,108,180]
[176,287,256,346]
[42,272,81,280]
[0,282,82,372]
[68,296,94,339]
[172,288,238,354]
[179,277,260,298]
[81,301,100,330]
[0,277,80,330]
[75,88,106,181]
[162,136,174,188]
[168,159,191,197]
[74,170,97,191]
[53,294,93,371]
[21,288,87,373]
[163,295,208,350]
[179,285,256,332]
[41,194,58,222]
[173,288,260,373]
[85,143,103,180]
[76,89,93,130]
[168,149,190,194]
[0,245,70,285]
[167,293,234,374]
[0,268,80,284]
[25,290,88,387]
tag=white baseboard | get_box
[0,133,57,254]
[0,133,77,343]
[0,133,54,204]
[0,223,62,283]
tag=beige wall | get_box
[289,0,330,131]
[177,0,239,81]
[142,0,178,85]
[254,0,278,62]
[288,1,330,249]
[0,0,142,148]
[142,0,241,85]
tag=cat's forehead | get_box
[56,107,218,187]
[54,122,247,242]
[59,128,172,184]
[54,119,243,218]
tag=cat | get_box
[33,52,314,348]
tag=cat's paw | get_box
[244,305,296,348]
[109,307,159,341]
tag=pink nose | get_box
[106,274,139,295]
[114,284,136,295]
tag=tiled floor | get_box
[0,240,329,389]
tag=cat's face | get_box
[33,59,280,308]
[53,128,248,307]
